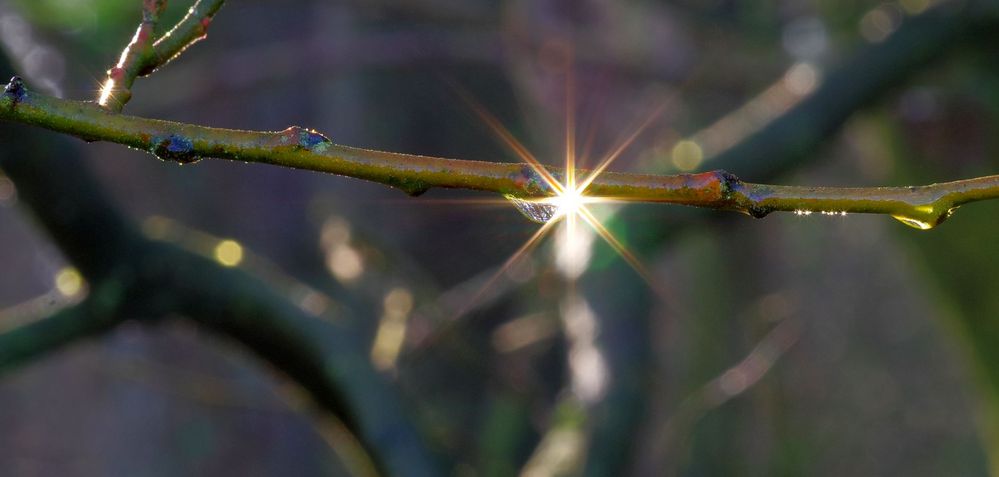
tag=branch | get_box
[98,0,225,111]
[2,78,997,229]
[152,240,445,477]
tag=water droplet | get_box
[891,206,957,230]
[401,184,428,197]
[891,215,934,230]
[390,178,428,196]
[505,194,557,224]
[746,205,772,219]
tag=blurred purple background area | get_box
[1,0,997,475]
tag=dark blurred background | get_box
[1,0,998,475]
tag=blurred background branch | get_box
[0,47,442,475]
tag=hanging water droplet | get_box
[398,182,429,197]
[891,206,958,230]
[891,214,935,230]
[505,194,557,224]
[387,176,429,196]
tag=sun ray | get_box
[449,82,564,194]
[565,65,577,192]
[373,198,515,206]
[577,101,669,193]
[576,206,671,301]
[454,217,560,319]
[434,73,682,336]
[575,98,603,172]
[573,53,722,193]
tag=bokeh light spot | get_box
[371,287,414,371]
[55,267,84,297]
[213,239,244,267]
[671,139,703,171]
[327,245,363,283]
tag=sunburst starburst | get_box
[449,75,669,317]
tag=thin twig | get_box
[98,0,225,111]
[150,0,226,73]
[658,317,802,475]
[3,78,997,229]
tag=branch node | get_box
[281,126,333,153]
[196,16,214,36]
[512,165,553,195]
[151,134,201,164]
[717,170,742,200]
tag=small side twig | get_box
[657,317,802,473]
[150,0,226,73]
[98,0,225,111]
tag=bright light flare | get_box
[97,79,116,107]
[448,80,564,194]
[447,72,673,320]
[541,187,593,220]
